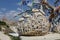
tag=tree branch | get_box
[54,0,59,4]
[41,0,55,10]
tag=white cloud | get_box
[0,11,4,18]
[0,8,20,20]
[0,14,4,19]
[0,11,3,13]
[17,8,22,11]
[1,8,6,11]
[0,15,4,17]
[5,10,20,19]
[17,8,24,12]
[3,10,20,21]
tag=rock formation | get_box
[17,8,50,36]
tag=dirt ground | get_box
[0,31,60,40]
[0,31,11,40]
[20,33,60,40]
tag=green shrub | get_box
[9,35,20,40]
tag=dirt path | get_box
[0,32,11,40]
[20,33,60,40]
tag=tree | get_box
[0,21,7,31]
[0,21,13,33]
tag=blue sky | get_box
[0,0,19,10]
[0,0,60,21]
[0,0,32,21]
[0,0,21,21]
